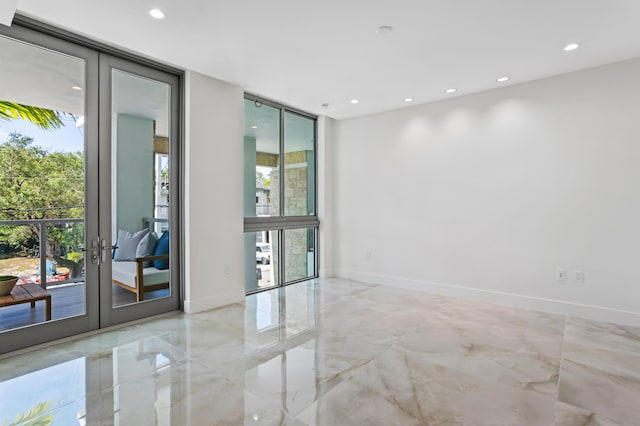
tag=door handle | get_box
[81,237,101,265]
[101,239,116,263]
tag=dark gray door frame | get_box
[98,54,181,327]
[0,24,100,353]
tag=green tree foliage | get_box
[0,132,84,260]
[0,132,84,221]
[256,170,270,188]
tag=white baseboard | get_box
[183,289,244,314]
[335,269,640,327]
[318,268,335,278]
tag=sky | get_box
[0,116,84,153]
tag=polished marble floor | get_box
[1,278,639,425]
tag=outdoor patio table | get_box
[0,283,51,321]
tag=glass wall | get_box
[243,95,318,294]
[284,112,315,217]
[245,230,279,292]
[284,228,316,283]
[244,99,280,218]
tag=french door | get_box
[0,24,180,354]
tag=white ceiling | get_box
[13,0,640,120]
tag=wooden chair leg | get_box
[135,267,144,302]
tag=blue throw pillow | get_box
[153,231,169,270]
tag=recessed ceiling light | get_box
[404,98,414,102]
[71,86,82,91]
[251,125,258,129]
[445,88,457,94]
[376,25,393,36]
[496,76,510,83]
[350,99,359,104]
[564,43,580,51]
[149,8,165,19]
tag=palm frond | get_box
[0,101,64,130]
[2,401,54,426]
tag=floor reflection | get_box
[0,281,320,425]
[2,278,640,425]
[244,282,318,355]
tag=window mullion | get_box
[279,229,285,286]
[279,106,285,220]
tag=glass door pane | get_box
[99,55,179,327]
[0,33,95,339]
[110,69,170,308]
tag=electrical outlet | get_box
[365,251,372,261]
[225,264,231,275]
[574,270,584,283]
[557,269,567,282]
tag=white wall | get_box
[318,116,336,277]
[184,70,244,313]
[333,58,640,326]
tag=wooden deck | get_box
[0,283,170,332]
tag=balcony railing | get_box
[256,204,270,216]
[0,218,85,289]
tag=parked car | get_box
[256,243,271,264]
